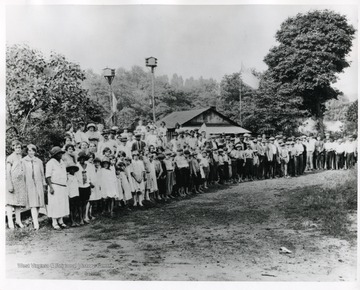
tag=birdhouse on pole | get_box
[145,57,158,69]
[103,68,116,85]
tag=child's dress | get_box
[131,160,145,193]
[89,166,102,201]
[125,164,135,193]
[120,171,132,201]
[99,168,118,198]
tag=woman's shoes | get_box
[59,223,67,228]
[52,224,61,230]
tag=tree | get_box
[6,44,106,158]
[218,72,257,127]
[264,10,356,134]
[251,72,307,135]
[344,100,358,135]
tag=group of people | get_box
[6,119,358,231]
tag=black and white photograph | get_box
[2,0,358,287]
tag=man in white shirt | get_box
[324,138,335,170]
[116,137,132,159]
[335,139,345,169]
[265,137,277,179]
[305,135,316,171]
[97,130,117,157]
[344,136,355,169]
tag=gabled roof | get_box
[157,107,210,129]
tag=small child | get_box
[118,162,132,204]
[88,157,102,219]
[115,165,124,206]
[130,151,146,207]
[66,163,80,227]
[199,151,210,189]
[99,157,118,216]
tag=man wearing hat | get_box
[97,129,117,158]
[117,136,132,159]
[294,137,304,175]
[265,137,277,179]
[315,135,325,170]
[344,135,355,169]
[85,123,101,145]
[131,133,147,154]
[335,138,345,169]
[256,137,266,179]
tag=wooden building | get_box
[157,106,250,140]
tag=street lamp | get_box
[103,68,116,125]
[145,56,157,123]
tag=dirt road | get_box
[6,169,357,281]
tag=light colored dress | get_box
[99,168,118,198]
[145,160,158,192]
[6,152,27,207]
[125,165,135,193]
[67,174,79,198]
[45,158,69,218]
[131,160,145,192]
[89,167,102,201]
[120,171,132,200]
[22,155,46,208]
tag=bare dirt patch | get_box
[6,169,357,281]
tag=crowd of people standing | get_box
[6,119,357,231]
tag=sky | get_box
[5,4,358,100]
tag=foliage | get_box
[6,44,106,158]
[324,95,351,122]
[264,10,356,132]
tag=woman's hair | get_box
[103,147,112,155]
[65,144,75,151]
[26,144,37,153]
[88,152,95,160]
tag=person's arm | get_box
[45,161,55,195]
[6,160,14,193]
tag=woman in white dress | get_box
[45,146,69,230]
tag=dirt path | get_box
[6,170,357,281]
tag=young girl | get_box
[145,153,158,201]
[118,162,132,204]
[6,140,27,229]
[115,165,124,207]
[76,151,94,225]
[88,157,102,219]
[66,162,80,227]
[99,157,118,216]
[130,151,146,207]
[199,151,210,190]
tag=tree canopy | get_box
[264,10,356,133]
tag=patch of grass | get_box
[285,169,357,240]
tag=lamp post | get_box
[145,56,157,123]
[103,68,116,125]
